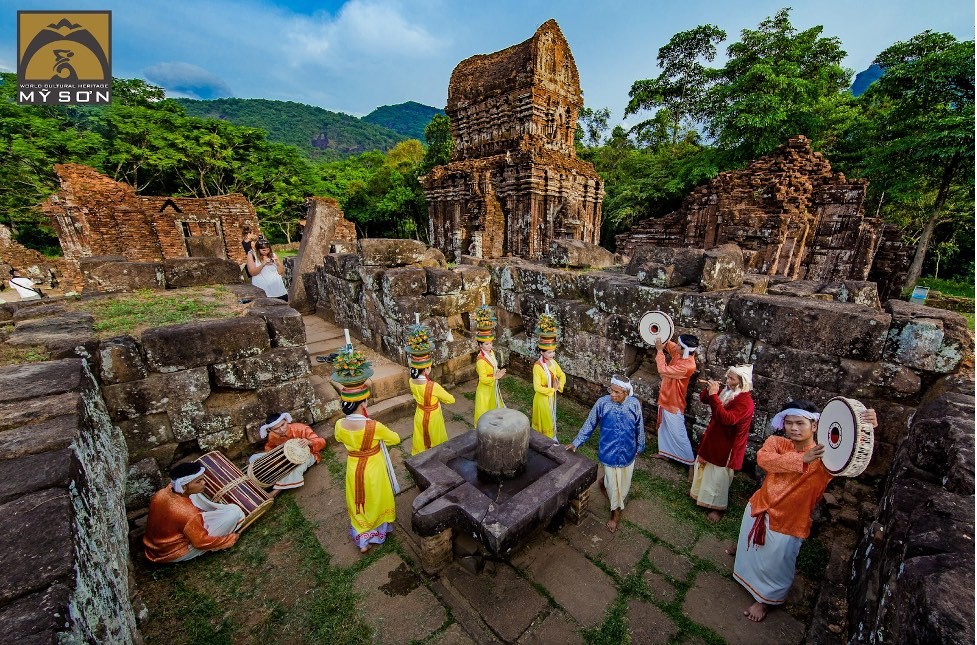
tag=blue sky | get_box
[2,0,973,127]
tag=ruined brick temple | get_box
[421,20,604,261]
[617,136,887,284]
[44,164,259,265]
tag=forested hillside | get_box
[175,97,406,159]
[362,101,444,140]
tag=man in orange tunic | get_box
[249,412,326,491]
[143,461,243,563]
[653,335,698,466]
[731,400,877,622]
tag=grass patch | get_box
[74,287,243,338]
[914,276,975,298]
[137,494,374,645]
[0,343,51,367]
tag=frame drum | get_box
[198,451,273,530]
[639,311,674,346]
[817,397,874,477]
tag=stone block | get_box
[444,563,547,642]
[100,367,210,421]
[525,541,616,628]
[678,291,733,330]
[700,243,744,291]
[125,457,162,512]
[0,415,78,460]
[0,583,72,645]
[322,253,362,281]
[425,268,463,295]
[77,255,126,283]
[7,313,95,352]
[549,239,618,268]
[417,247,447,268]
[162,257,242,287]
[768,280,822,298]
[0,448,74,505]
[358,238,430,266]
[84,261,164,293]
[883,299,972,374]
[0,359,85,403]
[197,427,246,453]
[247,305,305,347]
[382,266,427,298]
[727,293,891,361]
[0,489,74,605]
[97,336,147,385]
[116,413,173,460]
[211,346,311,390]
[10,303,67,323]
[0,392,80,434]
[141,316,270,372]
[820,280,880,308]
[454,265,491,291]
[257,379,323,421]
[627,246,705,287]
[627,599,679,645]
[593,275,684,323]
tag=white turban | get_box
[259,412,292,439]
[610,375,634,397]
[726,364,754,392]
[171,466,206,494]
[771,408,820,430]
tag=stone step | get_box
[306,326,345,344]
[306,337,349,356]
[366,393,416,424]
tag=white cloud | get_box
[143,61,234,99]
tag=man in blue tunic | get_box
[567,375,645,532]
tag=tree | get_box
[422,114,453,171]
[704,8,854,161]
[858,31,975,287]
[626,25,726,148]
[576,106,611,148]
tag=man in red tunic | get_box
[143,461,243,563]
[691,364,755,522]
[250,412,326,491]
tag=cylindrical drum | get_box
[476,408,530,480]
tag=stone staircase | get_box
[303,314,413,430]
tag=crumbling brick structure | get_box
[421,20,604,262]
[43,164,260,266]
[617,136,885,284]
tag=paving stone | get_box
[509,531,560,571]
[444,563,547,642]
[524,541,617,628]
[598,523,650,577]
[627,497,697,549]
[635,453,687,483]
[387,416,415,442]
[354,553,447,645]
[290,453,362,568]
[691,533,734,575]
[559,513,613,557]
[431,623,477,645]
[648,544,693,582]
[516,611,583,645]
[642,570,678,604]
[682,571,805,645]
[627,598,679,644]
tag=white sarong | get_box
[603,462,635,511]
[690,461,735,510]
[657,409,694,465]
[732,502,802,605]
[175,494,246,562]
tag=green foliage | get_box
[626,24,726,148]
[175,97,405,160]
[705,8,856,161]
[422,114,453,171]
[854,31,975,287]
[362,101,444,141]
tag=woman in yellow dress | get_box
[409,364,455,454]
[474,337,506,425]
[532,347,566,442]
[333,380,401,553]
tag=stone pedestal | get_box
[419,528,453,574]
[476,408,530,480]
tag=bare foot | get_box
[607,510,621,533]
[724,544,737,557]
[606,519,618,533]
[706,510,723,523]
[652,454,670,461]
[359,544,372,554]
[744,602,768,622]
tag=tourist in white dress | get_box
[246,239,287,300]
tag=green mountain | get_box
[174,97,406,160]
[362,101,444,141]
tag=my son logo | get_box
[17,10,112,105]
